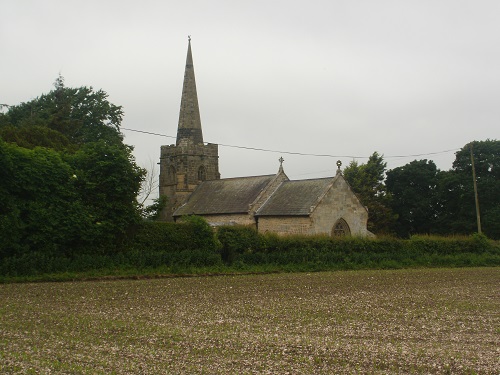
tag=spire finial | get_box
[188,35,191,42]
[336,160,342,175]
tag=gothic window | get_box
[332,218,351,237]
[198,166,206,181]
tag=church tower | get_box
[159,38,220,221]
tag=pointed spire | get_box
[176,37,204,145]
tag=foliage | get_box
[217,225,260,264]
[1,214,498,278]
[178,215,221,253]
[140,195,168,221]
[67,141,144,247]
[0,75,124,149]
[343,152,396,234]
[443,140,500,239]
[0,140,93,258]
[0,78,145,259]
[384,140,500,239]
[129,218,219,254]
[386,159,442,237]
[0,125,73,151]
[0,138,144,257]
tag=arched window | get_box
[332,218,351,237]
[198,166,206,181]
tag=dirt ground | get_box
[0,267,498,374]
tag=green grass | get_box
[0,267,498,374]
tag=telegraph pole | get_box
[469,143,482,234]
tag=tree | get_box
[68,141,145,247]
[0,78,146,256]
[386,160,441,237]
[0,139,89,257]
[343,152,396,234]
[0,75,124,149]
[438,140,500,239]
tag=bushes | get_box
[217,227,500,269]
[1,217,498,280]
[0,217,222,278]
[217,225,260,264]
[0,138,144,258]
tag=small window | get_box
[332,218,351,237]
[198,166,206,181]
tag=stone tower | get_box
[159,38,220,221]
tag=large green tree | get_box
[343,152,396,234]
[386,159,441,237]
[0,78,145,256]
[0,75,123,149]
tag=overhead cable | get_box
[121,127,459,160]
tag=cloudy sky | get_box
[3,0,499,197]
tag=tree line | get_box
[343,142,500,239]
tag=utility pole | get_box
[470,143,482,234]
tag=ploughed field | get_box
[1,268,498,374]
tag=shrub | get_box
[217,225,260,264]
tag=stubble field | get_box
[0,268,498,374]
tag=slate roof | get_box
[173,175,275,216]
[256,177,334,216]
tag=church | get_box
[159,39,372,237]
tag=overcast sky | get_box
[3,0,499,198]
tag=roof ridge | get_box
[206,174,275,182]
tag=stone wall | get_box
[193,214,255,228]
[257,216,312,235]
[310,176,370,236]
[159,140,220,221]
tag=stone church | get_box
[159,39,372,237]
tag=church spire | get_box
[176,36,204,145]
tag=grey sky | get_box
[3,0,499,198]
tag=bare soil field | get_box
[0,268,498,374]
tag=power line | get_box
[121,127,459,160]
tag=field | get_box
[0,268,498,374]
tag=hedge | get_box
[1,219,498,280]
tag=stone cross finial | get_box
[188,35,191,42]
[278,156,285,173]
[336,160,342,175]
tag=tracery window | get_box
[332,218,351,237]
